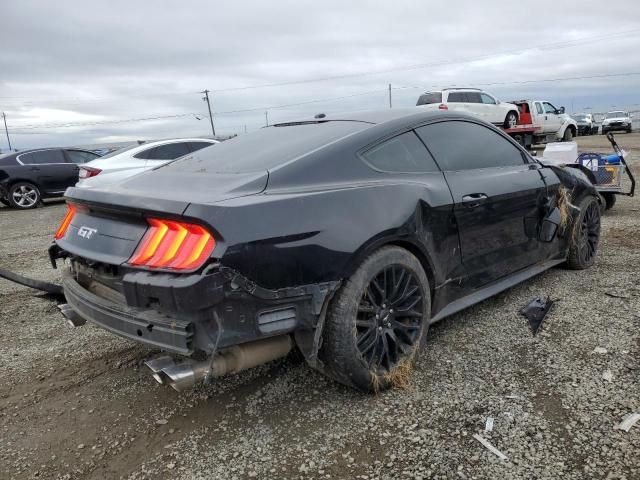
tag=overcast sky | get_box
[1,0,639,150]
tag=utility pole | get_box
[2,112,11,151]
[265,111,269,126]
[200,90,216,137]
[388,84,392,109]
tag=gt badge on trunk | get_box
[77,226,97,239]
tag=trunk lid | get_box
[59,170,268,265]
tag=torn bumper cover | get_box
[54,248,339,357]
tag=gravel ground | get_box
[1,134,639,479]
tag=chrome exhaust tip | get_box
[144,356,176,385]
[162,361,210,392]
[57,303,86,327]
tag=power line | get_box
[7,71,640,132]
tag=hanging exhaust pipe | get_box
[146,335,293,392]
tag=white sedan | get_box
[77,138,218,188]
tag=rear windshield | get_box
[99,143,143,159]
[162,121,369,174]
[416,92,442,106]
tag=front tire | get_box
[601,192,616,210]
[321,246,430,392]
[504,111,518,129]
[8,182,41,209]
[566,196,600,270]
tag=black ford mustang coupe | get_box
[50,109,600,392]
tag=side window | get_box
[141,142,191,160]
[480,93,496,105]
[188,141,214,153]
[447,92,466,103]
[466,92,483,103]
[415,121,525,171]
[66,150,100,164]
[535,103,544,114]
[543,102,557,114]
[18,150,66,165]
[361,131,439,173]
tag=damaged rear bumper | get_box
[57,255,339,357]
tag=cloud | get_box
[1,0,639,149]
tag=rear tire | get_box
[321,246,430,392]
[8,182,41,209]
[566,196,600,270]
[503,111,518,129]
[601,192,616,210]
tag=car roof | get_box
[284,108,459,127]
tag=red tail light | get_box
[129,218,215,271]
[54,204,76,239]
[79,167,102,179]
[438,104,449,110]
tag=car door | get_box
[16,149,75,194]
[464,91,485,121]
[415,120,548,290]
[542,102,563,133]
[64,150,101,186]
[479,92,499,123]
[445,91,468,114]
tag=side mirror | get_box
[539,207,561,242]
[559,107,565,114]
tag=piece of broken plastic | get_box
[520,297,554,335]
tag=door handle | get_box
[462,193,488,208]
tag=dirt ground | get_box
[1,133,639,480]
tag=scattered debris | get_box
[605,291,631,299]
[505,395,523,400]
[156,419,168,425]
[472,434,508,461]
[593,347,608,354]
[602,370,614,382]
[616,413,640,432]
[520,297,554,334]
[485,417,494,432]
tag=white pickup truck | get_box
[503,100,578,148]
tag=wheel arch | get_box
[341,234,438,304]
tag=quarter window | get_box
[361,131,439,173]
[415,121,525,171]
[480,93,496,105]
[535,103,544,114]
[18,150,66,165]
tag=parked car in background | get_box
[601,111,633,134]
[508,100,577,144]
[416,88,520,128]
[571,113,598,135]
[77,138,219,188]
[0,148,101,208]
[51,109,601,393]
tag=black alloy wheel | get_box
[566,196,601,270]
[321,246,430,392]
[355,265,424,373]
